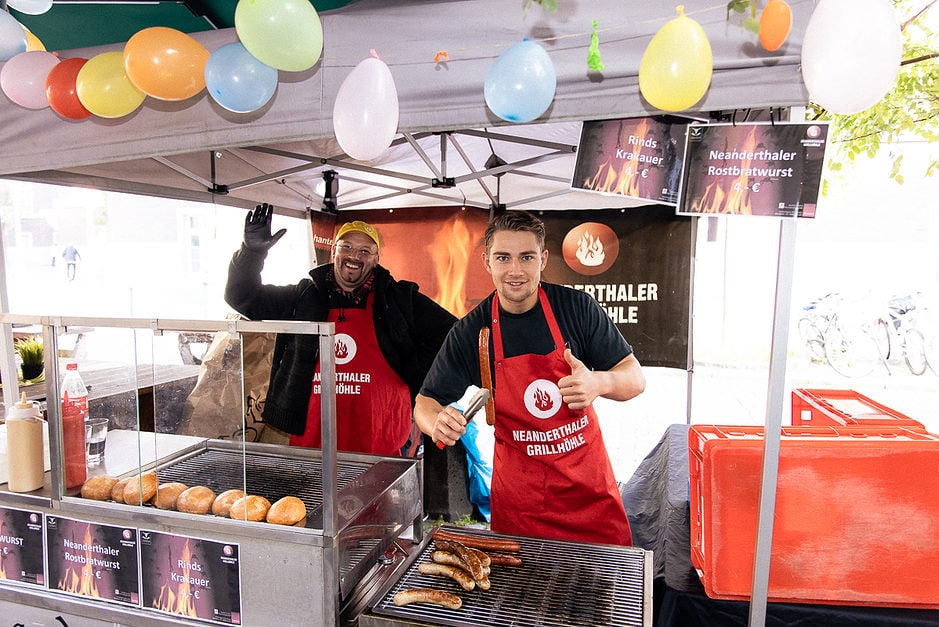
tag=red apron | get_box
[489,288,632,546]
[290,294,411,456]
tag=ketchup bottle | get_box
[60,362,88,490]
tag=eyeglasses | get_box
[336,242,377,258]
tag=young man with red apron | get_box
[290,293,412,456]
[489,289,632,546]
[415,209,645,546]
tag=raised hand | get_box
[243,203,287,252]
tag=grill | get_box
[364,528,651,627]
[152,446,369,527]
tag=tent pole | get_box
[0,225,21,411]
[748,216,797,625]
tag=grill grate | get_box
[152,447,368,524]
[370,528,649,627]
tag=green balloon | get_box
[235,0,323,72]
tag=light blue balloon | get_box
[484,39,557,123]
[205,42,279,114]
[0,11,28,62]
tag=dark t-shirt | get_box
[420,282,634,404]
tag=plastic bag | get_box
[462,417,494,521]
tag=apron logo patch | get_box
[334,333,357,365]
[524,379,562,419]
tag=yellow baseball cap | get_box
[335,220,381,251]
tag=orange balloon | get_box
[123,26,209,101]
[759,0,792,52]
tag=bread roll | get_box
[266,496,307,526]
[123,472,158,505]
[153,482,189,510]
[230,495,271,522]
[81,475,119,501]
[176,486,217,515]
[111,477,131,503]
[212,489,246,517]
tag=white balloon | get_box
[332,57,399,161]
[801,0,901,114]
[7,0,53,15]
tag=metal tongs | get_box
[436,386,491,449]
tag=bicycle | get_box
[881,294,928,376]
[797,293,839,363]
[822,308,887,378]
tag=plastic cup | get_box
[85,418,108,465]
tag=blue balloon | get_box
[0,11,28,62]
[205,42,278,113]
[484,39,557,123]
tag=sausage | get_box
[433,529,521,553]
[486,552,523,566]
[431,550,490,577]
[467,547,491,568]
[433,539,485,582]
[418,562,476,591]
[393,588,462,609]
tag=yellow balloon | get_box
[24,26,45,52]
[639,5,713,112]
[76,50,146,118]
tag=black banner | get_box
[540,206,692,369]
[315,205,692,369]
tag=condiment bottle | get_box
[6,392,45,492]
[60,362,88,490]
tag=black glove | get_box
[243,203,287,252]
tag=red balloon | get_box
[45,57,92,120]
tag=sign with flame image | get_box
[45,515,139,605]
[571,116,686,205]
[140,529,242,624]
[320,206,693,369]
[678,122,829,217]
[0,507,44,587]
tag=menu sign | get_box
[140,529,242,625]
[45,515,139,605]
[677,122,829,217]
[571,117,687,205]
[0,507,44,587]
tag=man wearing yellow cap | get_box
[225,203,456,456]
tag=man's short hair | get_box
[483,210,546,253]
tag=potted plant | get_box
[15,337,44,381]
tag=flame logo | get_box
[523,379,562,419]
[561,222,618,276]
[532,387,554,412]
[575,230,605,267]
[332,333,356,365]
[57,524,101,598]
[154,538,198,617]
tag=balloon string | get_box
[321,2,729,65]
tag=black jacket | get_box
[224,244,457,435]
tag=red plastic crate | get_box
[791,388,925,430]
[689,424,939,608]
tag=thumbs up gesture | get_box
[558,348,598,410]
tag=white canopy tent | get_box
[0,0,813,215]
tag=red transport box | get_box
[689,424,939,608]
[791,387,925,430]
